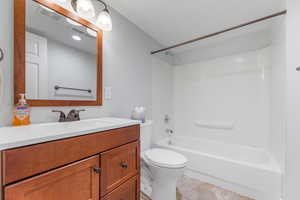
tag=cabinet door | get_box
[5,155,100,200]
[102,176,139,200]
[101,141,140,196]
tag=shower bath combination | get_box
[0,0,296,199]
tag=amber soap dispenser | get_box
[12,94,31,126]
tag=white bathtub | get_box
[156,136,282,200]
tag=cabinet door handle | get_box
[120,162,128,169]
[92,167,101,174]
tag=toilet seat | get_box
[144,148,187,168]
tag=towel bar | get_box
[54,85,92,93]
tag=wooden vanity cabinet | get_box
[0,125,140,200]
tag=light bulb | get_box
[86,28,97,37]
[76,0,95,19]
[96,9,112,31]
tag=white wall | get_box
[0,0,14,126]
[151,57,174,143]
[0,0,166,126]
[47,38,97,100]
[173,48,271,149]
[285,0,300,199]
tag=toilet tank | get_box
[140,120,153,152]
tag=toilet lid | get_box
[144,148,187,168]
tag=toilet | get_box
[140,121,187,200]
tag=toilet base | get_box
[141,149,187,200]
[148,164,185,200]
[152,179,177,200]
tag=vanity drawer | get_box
[102,176,139,200]
[101,141,140,196]
[2,125,139,185]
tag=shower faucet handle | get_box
[166,128,174,135]
[166,128,174,145]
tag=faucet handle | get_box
[67,109,85,121]
[166,128,174,135]
[166,128,174,145]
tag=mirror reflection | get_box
[25,0,97,101]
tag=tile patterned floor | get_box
[141,175,254,200]
[141,192,151,200]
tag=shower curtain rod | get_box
[151,10,287,55]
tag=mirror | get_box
[14,0,103,106]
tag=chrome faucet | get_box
[52,109,85,122]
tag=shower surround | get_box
[150,34,285,199]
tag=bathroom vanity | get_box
[0,118,140,200]
[9,0,141,198]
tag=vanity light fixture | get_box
[73,0,95,18]
[96,7,112,31]
[72,35,82,41]
[71,0,112,31]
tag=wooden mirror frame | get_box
[14,0,103,106]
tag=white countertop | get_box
[0,118,140,150]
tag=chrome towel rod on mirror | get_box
[0,48,4,62]
[54,85,92,93]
